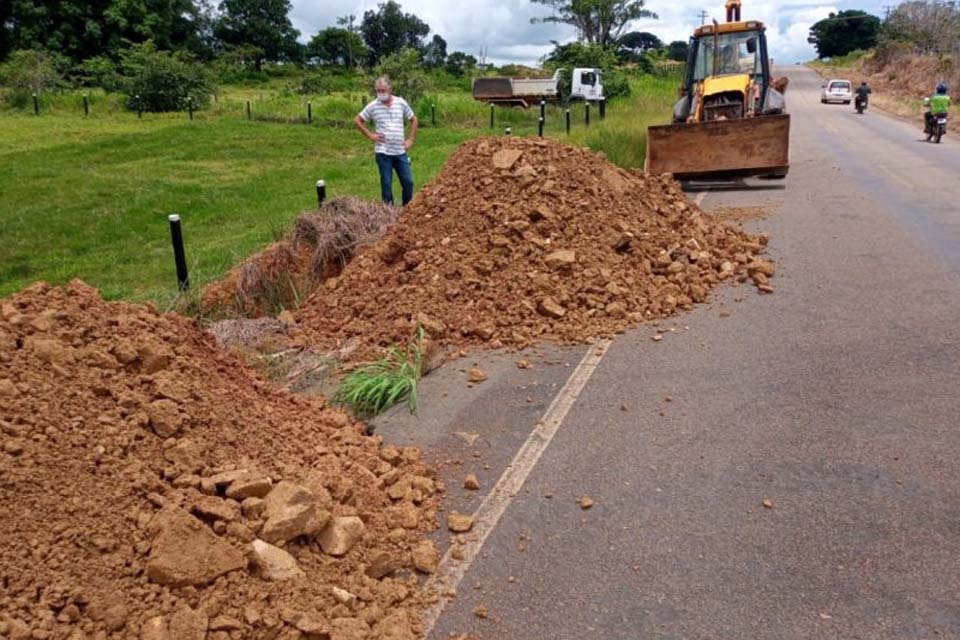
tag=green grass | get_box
[334,328,426,417]
[0,76,677,304]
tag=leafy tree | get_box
[542,41,630,98]
[375,47,429,105]
[0,49,63,96]
[423,34,447,68]
[336,14,361,67]
[881,1,960,55]
[360,1,430,65]
[619,31,662,54]
[308,28,367,66]
[121,42,215,111]
[809,10,880,59]
[215,0,300,70]
[665,40,689,62]
[444,51,477,77]
[531,0,657,47]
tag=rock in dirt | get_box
[464,474,480,490]
[492,148,523,170]
[579,496,594,510]
[544,250,577,270]
[447,512,474,533]
[366,551,405,579]
[467,368,488,384]
[317,516,366,556]
[537,297,566,319]
[260,481,330,544]
[140,616,169,640]
[146,508,245,586]
[168,607,207,640]
[412,540,440,574]
[250,539,305,581]
[332,587,358,608]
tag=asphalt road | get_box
[379,66,960,639]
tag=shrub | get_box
[72,56,122,91]
[295,73,331,95]
[376,48,430,106]
[121,43,216,112]
[0,50,63,106]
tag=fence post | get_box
[187,96,194,121]
[316,180,326,208]
[83,95,89,117]
[540,99,545,122]
[307,101,312,124]
[490,103,495,129]
[599,98,606,120]
[246,100,251,120]
[538,117,544,137]
[585,102,591,126]
[431,103,436,126]
[136,95,142,119]
[32,93,39,115]
[505,126,512,136]
[566,108,571,134]
[168,215,190,292]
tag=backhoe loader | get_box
[645,0,790,179]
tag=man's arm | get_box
[404,116,419,151]
[354,115,385,143]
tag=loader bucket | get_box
[645,114,790,179]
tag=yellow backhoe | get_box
[645,0,791,179]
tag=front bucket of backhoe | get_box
[645,114,790,179]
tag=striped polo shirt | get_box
[359,97,415,156]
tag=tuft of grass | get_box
[334,327,426,417]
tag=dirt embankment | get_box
[0,281,442,640]
[294,136,774,356]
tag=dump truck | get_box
[473,68,604,108]
[645,0,790,179]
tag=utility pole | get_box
[698,10,710,25]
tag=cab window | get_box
[580,72,597,86]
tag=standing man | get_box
[354,76,418,206]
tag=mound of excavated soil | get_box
[295,137,774,353]
[0,281,441,639]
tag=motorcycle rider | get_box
[855,81,871,111]
[925,83,951,132]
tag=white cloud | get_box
[291,0,884,65]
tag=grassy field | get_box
[0,75,677,305]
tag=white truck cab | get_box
[571,68,604,102]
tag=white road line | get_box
[421,339,612,634]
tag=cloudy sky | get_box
[292,0,888,66]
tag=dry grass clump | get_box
[202,197,398,317]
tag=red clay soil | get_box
[0,281,443,640]
[295,137,774,354]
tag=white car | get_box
[821,79,853,104]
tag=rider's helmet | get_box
[937,82,948,95]
[861,81,867,86]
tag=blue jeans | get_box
[375,153,414,206]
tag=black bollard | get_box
[505,126,512,136]
[246,100,251,120]
[431,103,436,126]
[136,95,142,119]
[585,102,591,126]
[490,104,495,129]
[307,101,312,124]
[316,180,326,208]
[168,215,190,291]
[599,98,606,120]
[566,108,571,134]
[187,97,194,121]
[540,100,545,122]
[32,93,39,115]
[538,117,544,137]
[83,95,89,117]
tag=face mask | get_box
[377,92,390,103]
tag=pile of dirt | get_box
[295,137,774,354]
[202,198,399,317]
[0,281,443,640]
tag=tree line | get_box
[809,1,960,59]
[0,0,686,111]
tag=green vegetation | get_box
[809,11,880,59]
[334,328,426,417]
[0,72,677,303]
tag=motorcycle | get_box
[925,113,948,143]
[855,95,867,114]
